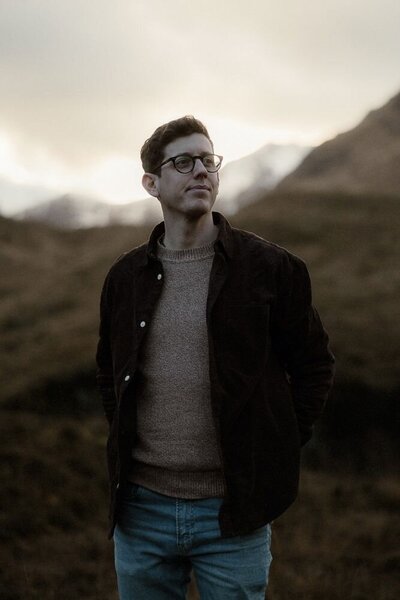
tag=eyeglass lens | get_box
[174,155,221,173]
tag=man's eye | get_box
[175,157,191,166]
[203,157,215,168]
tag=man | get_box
[96,115,335,599]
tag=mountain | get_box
[12,143,310,229]
[0,176,57,216]
[276,91,400,195]
[15,193,162,229]
[217,143,311,213]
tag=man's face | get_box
[148,133,219,220]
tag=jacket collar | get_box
[146,211,234,262]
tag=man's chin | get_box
[181,196,216,218]
[185,202,215,220]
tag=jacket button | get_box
[124,375,130,382]
[140,321,146,328]
[157,273,162,280]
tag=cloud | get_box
[0,0,399,203]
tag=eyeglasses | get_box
[155,153,223,174]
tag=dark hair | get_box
[140,115,213,174]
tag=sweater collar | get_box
[146,212,234,263]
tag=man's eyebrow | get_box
[178,151,212,157]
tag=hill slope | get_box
[1,190,399,411]
[0,216,152,404]
[276,91,400,195]
[14,193,162,229]
[231,191,400,393]
[2,409,398,599]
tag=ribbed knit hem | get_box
[128,461,226,499]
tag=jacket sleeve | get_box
[95,271,117,425]
[272,253,335,445]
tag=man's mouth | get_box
[187,185,211,191]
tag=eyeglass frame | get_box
[153,153,224,174]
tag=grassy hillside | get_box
[1,191,399,425]
[0,216,152,405]
[232,191,400,392]
[1,410,399,599]
[276,91,400,196]
[2,195,399,598]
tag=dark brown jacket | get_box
[96,212,335,538]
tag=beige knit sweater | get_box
[129,237,225,498]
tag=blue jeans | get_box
[114,482,273,599]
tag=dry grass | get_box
[1,410,399,600]
[0,216,151,403]
[1,192,399,408]
[1,193,399,598]
[231,191,400,391]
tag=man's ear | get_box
[142,173,160,199]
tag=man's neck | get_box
[162,212,218,250]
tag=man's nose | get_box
[192,157,208,177]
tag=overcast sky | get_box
[1,0,399,213]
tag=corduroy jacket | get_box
[96,211,335,538]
